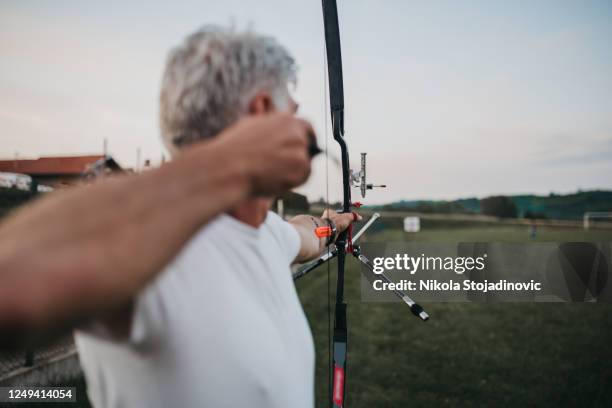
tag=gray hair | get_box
[159,25,297,154]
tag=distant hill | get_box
[375,190,612,220]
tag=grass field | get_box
[296,220,612,407]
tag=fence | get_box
[0,337,76,383]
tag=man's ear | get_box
[248,91,274,115]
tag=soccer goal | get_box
[583,212,612,230]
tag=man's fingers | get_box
[342,212,361,222]
[321,209,336,219]
[293,118,320,158]
[295,117,315,140]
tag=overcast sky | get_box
[1,0,611,203]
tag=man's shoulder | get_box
[262,211,300,262]
[262,211,297,237]
[262,210,283,228]
[173,212,298,264]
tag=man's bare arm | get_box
[0,113,313,347]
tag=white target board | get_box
[403,216,421,232]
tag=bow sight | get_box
[351,153,387,199]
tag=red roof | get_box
[0,155,106,175]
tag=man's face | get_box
[274,93,299,116]
[276,85,298,114]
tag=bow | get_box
[320,1,350,407]
[294,2,429,407]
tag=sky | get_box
[1,0,611,204]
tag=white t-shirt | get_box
[76,212,315,408]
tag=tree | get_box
[480,196,518,218]
[523,210,547,220]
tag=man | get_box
[76,26,358,407]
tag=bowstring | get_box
[323,41,332,404]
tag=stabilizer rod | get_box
[353,251,429,321]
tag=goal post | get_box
[583,212,612,230]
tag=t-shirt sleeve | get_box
[75,275,167,351]
[265,211,301,264]
[128,281,164,348]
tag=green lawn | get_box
[296,222,612,407]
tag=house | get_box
[0,155,123,188]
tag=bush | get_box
[480,196,518,218]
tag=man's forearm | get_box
[0,139,249,346]
[289,215,329,262]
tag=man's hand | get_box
[321,209,363,234]
[209,113,315,196]
[290,210,362,263]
